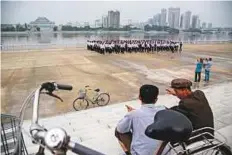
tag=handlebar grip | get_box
[71,143,105,155]
[57,84,73,90]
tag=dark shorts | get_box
[115,128,132,141]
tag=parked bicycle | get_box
[73,85,110,111]
[12,82,232,155]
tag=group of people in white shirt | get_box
[87,40,183,54]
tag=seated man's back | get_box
[117,105,165,155]
[115,85,166,155]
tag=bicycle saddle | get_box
[145,110,193,143]
[94,88,100,92]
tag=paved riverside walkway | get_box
[22,82,232,155]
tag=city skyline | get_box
[1,1,232,27]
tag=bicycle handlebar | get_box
[30,82,105,155]
[57,84,73,91]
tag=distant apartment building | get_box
[84,22,89,27]
[197,19,201,29]
[75,22,81,28]
[108,10,120,28]
[202,22,206,29]
[152,16,156,25]
[95,19,101,28]
[191,15,198,29]
[160,9,167,26]
[184,11,191,30]
[152,13,161,26]
[148,18,153,25]
[66,22,72,26]
[157,13,161,26]
[168,7,180,29]
[180,14,184,29]
[29,17,55,31]
[102,16,108,28]
[114,11,120,28]
[208,23,212,29]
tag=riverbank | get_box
[1,43,232,119]
[1,30,231,35]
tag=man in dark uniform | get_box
[166,78,214,137]
[179,41,183,53]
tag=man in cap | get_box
[166,78,214,136]
[115,84,166,155]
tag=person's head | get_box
[200,58,203,63]
[139,84,159,104]
[171,78,192,99]
[209,58,212,61]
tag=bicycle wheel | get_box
[73,98,89,111]
[215,144,232,155]
[96,93,110,106]
[191,143,232,155]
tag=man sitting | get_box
[166,78,214,138]
[115,85,166,155]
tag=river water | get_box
[1,31,232,51]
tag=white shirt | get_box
[117,104,167,155]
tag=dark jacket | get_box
[171,90,214,133]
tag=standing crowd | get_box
[87,40,183,54]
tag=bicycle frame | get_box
[81,87,99,104]
[166,127,228,155]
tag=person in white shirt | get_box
[115,85,166,155]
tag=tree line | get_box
[1,24,205,34]
[1,24,41,32]
[61,25,140,31]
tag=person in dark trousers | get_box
[195,58,203,82]
[179,41,183,53]
[204,58,213,82]
[115,85,166,155]
[166,78,214,139]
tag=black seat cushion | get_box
[94,88,100,92]
[145,110,193,143]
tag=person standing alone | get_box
[195,58,203,82]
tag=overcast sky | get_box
[1,1,232,27]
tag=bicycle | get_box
[12,82,232,155]
[73,85,110,111]
[145,109,232,155]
